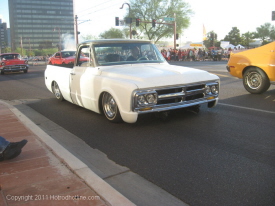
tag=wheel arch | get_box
[98,89,124,115]
[242,66,267,78]
[97,85,135,122]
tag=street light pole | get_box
[75,15,79,46]
[120,3,132,39]
[174,13,176,50]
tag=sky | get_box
[0,0,274,43]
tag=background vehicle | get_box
[0,53,29,75]
[45,39,219,123]
[227,41,275,94]
[48,51,88,65]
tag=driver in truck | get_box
[127,46,141,61]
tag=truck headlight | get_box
[146,93,157,104]
[211,85,219,94]
[205,85,211,94]
[135,91,157,107]
[205,83,219,95]
[137,95,146,104]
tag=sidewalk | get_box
[0,100,135,206]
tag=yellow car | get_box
[226,41,275,94]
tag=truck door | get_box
[70,45,91,107]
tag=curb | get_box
[1,100,135,206]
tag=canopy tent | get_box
[225,44,236,49]
[235,44,245,49]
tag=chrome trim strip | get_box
[186,88,205,95]
[158,91,185,99]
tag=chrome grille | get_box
[156,83,206,105]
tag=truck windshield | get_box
[94,43,166,66]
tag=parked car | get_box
[48,51,88,65]
[45,39,220,123]
[226,41,275,94]
[0,53,29,75]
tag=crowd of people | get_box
[160,47,235,62]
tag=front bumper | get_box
[226,66,230,72]
[0,64,29,73]
[133,81,219,113]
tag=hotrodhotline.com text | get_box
[6,194,100,201]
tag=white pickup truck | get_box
[45,39,219,123]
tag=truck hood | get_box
[99,63,219,88]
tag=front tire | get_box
[243,67,270,94]
[52,81,64,101]
[102,92,122,123]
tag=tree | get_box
[223,27,242,45]
[270,28,275,41]
[99,28,125,39]
[128,0,192,43]
[241,32,254,47]
[2,47,11,53]
[203,31,218,48]
[14,48,26,56]
[80,34,98,41]
[254,23,275,44]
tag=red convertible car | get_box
[0,53,29,75]
[48,51,88,65]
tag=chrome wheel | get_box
[52,82,64,101]
[245,71,262,90]
[102,92,122,122]
[243,67,270,94]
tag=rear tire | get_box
[243,67,270,94]
[102,92,122,123]
[52,81,64,101]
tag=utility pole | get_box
[20,37,23,55]
[75,15,79,45]
[173,13,176,50]
[75,15,90,46]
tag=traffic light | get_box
[152,19,156,28]
[176,33,179,40]
[115,17,119,26]
[136,18,140,26]
[272,11,275,21]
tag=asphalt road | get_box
[1,62,274,206]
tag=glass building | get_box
[8,0,75,51]
[0,19,9,53]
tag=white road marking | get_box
[219,103,275,114]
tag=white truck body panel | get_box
[45,39,220,123]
